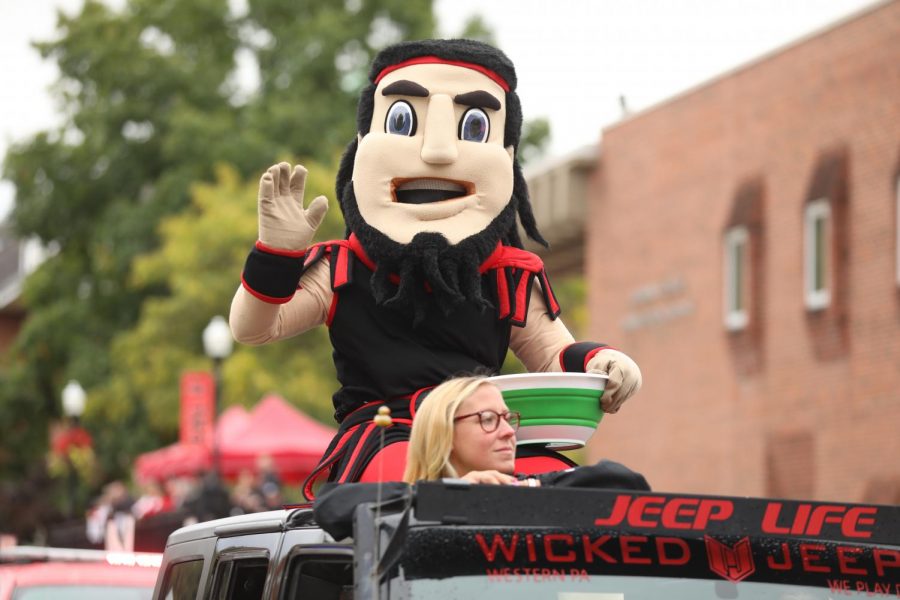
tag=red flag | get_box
[180,372,215,447]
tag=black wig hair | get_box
[338,38,547,249]
[357,39,522,150]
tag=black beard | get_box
[333,135,546,326]
[340,182,518,326]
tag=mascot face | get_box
[352,62,515,245]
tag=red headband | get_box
[374,56,510,93]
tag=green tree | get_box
[242,0,435,159]
[518,116,552,166]
[1,0,433,487]
[450,13,552,165]
[88,161,344,475]
[2,0,244,491]
[457,15,496,44]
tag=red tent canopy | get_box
[134,397,335,484]
[133,442,210,482]
[217,405,252,442]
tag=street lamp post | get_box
[203,316,233,478]
[61,380,86,518]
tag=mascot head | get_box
[335,39,546,322]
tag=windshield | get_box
[13,585,152,599]
[405,574,879,599]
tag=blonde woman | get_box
[402,376,650,489]
[403,376,523,486]
[314,375,649,539]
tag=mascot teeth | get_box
[397,179,466,192]
[394,178,469,204]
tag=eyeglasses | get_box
[453,409,521,433]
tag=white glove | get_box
[258,162,328,252]
[586,348,642,413]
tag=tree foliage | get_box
[518,116,552,166]
[0,0,434,488]
[0,0,560,521]
[87,161,345,475]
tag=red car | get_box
[0,546,161,599]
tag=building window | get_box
[804,198,831,310]
[896,175,900,286]
[723,225,749,330]
[722,178,765,374]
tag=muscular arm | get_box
[509,285,575,372]
[229,259,332,345]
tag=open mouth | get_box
[392,178,473,204]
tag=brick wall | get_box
[584,1,900,502]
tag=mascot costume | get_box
[229,39,642,498]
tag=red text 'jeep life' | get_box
[153,482,900,599]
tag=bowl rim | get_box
[488,372,609,390]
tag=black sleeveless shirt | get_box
[303,236,561,422]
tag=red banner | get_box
[180,371,215,447]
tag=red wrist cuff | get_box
[255,240,307,258]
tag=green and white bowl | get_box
[488,372,607,450]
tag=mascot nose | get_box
[420,94,458,165]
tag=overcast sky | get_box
[0,0,883,219]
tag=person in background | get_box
[255,454,284,510]
[85,480,136,550]
[230,469,266,515]
[183,471,231,524]
[255,454,282,490]
[131,478,173,520]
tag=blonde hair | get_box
[403,376,492,483]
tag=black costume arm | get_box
[313,482,410,541]
[533,459,650,490]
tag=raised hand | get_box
[257,162,328,252]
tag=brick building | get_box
[523,144,597,276]
[585,0,900,503]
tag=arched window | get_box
[802,147,849,361]
[723,225,749,330]
[804,198,831,311]
[723,179,765,375]
[895,173,900,287]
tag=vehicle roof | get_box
[166,509,297,546]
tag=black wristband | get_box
[241,246,303,302]
[560,342,609,372]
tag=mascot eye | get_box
[458,108,490,143]
[385,101,416,136]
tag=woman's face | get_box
[449,384,517,476]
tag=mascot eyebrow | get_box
[382,80,501,111]
[455,91,501,111]
[381,80,429,97]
